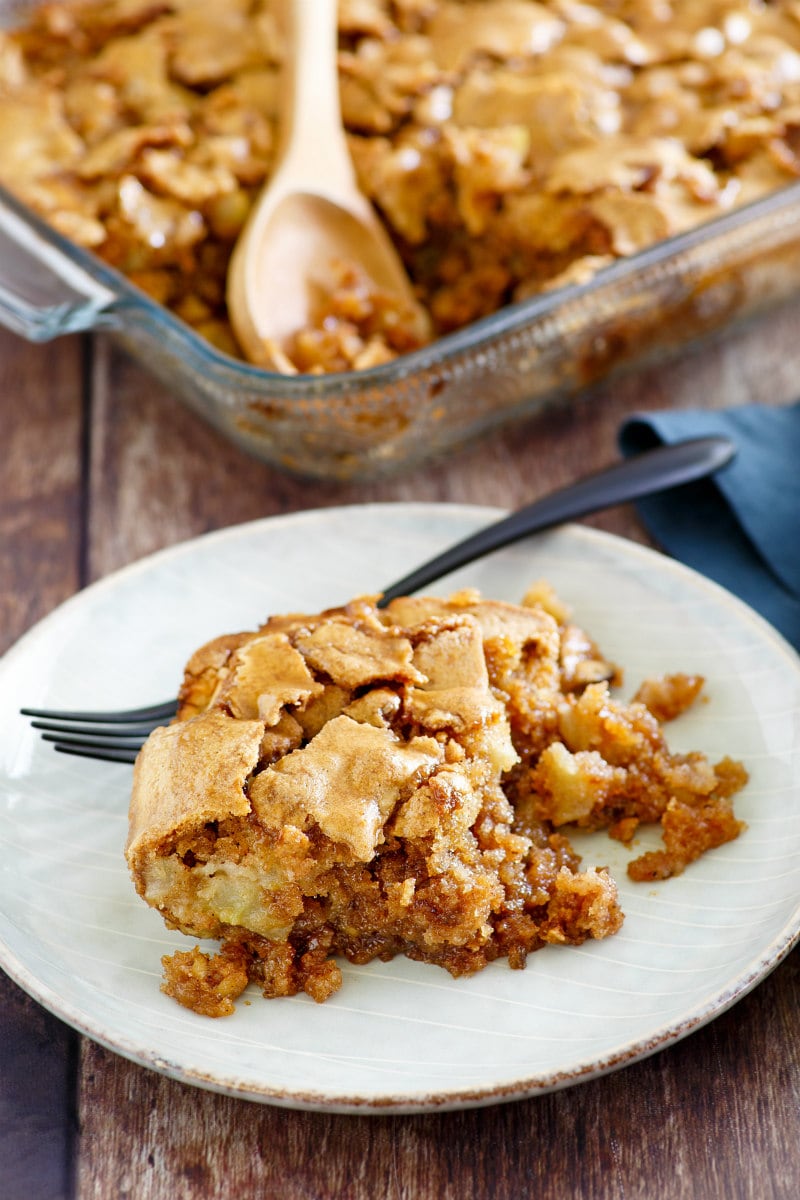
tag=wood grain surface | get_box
[2,299,800,1199]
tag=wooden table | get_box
[2,303,799,1200]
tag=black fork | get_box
[19,700,178,763]
[19,436,735,764]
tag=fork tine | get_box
[31,719,161,738]
[21,697,176,764]
[20,699,178,723]
[40,731,148,750]
[52,742,141,764]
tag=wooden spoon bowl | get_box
[226,0,427,372]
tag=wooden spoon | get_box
[226,0,427,372]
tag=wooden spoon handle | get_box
[275,0,356,197]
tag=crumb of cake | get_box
[633,673,705,722]
[161,944,250,1019]
[608,816,640,845]
[627,788,746,882]
[521,580,571,625]
[126,587,747,1016]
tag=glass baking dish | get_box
[4,171,800,481]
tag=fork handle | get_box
[378,436,734,605]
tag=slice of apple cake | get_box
[126,587,745,1017]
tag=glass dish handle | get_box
[0,195,119,341]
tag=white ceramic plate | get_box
[1,504,799,1114]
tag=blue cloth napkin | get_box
[619,401,800,651]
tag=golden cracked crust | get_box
[126,710,263,875]
[249,716,444,861]
[126,586,746,1017]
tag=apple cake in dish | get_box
[126,586,747,1017]
[6,1,800,373]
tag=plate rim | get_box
[2,503,799,1113]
